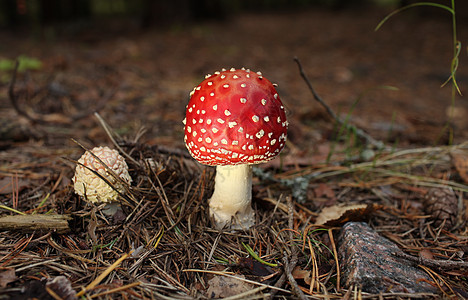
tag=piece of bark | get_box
[0,214,71,234]
[338,222,438,294]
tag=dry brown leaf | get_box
[292,266,312,285]
[0,268,16,287]
[315,203,379,226]
[314,183,336,204]
[419,249,434,260]
[451,151,468,184]
[206,275,253,298]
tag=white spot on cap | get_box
[205,137,212,143]
[264,116,270,122]
[199,119,203,123]
[213,105,217,111]
[228,121,237,128]
[192,119,197,125]
[221,139,228,145]
[192,131,197,137]
[256,71,262,76]
[274,93,278,99]
[255,129,265,139]
[232,140,239,145]
[217,118,225,124]
[252,115,259,122]
[212,128,219,133]
[271,139,277,145]
[182,118,186,125]
[233,75,239,79]
[188,107,193,113]
[224,110,231,116]
[198,137,202,142]
[240,98,247,103]
[200,96,205,101]
[221,75,226,79]
[207,119,212,125]
[261,99,267,105]
[213,142,219,146]
[187,126,191,133]
[230,68,235,71]
[248,145,254,150]
[201,110,206,114]
[223,84,229,88]
[277,116,281,123]
[238,127,244,132]
[200,128,206,133]
[200,146,206,151]
[232,153,239,158]
[210,92,215,96]
[207,82,213,86]
[242,145,247,150]
[241,83,247,88]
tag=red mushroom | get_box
[183,68,288,229]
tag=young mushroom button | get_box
[183,68,288,230]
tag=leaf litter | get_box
[1,118,467,298]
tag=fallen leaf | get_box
[237,257,273,277]
[45,276,76,300]
[206,275,252,298]
[292,266,311,285]
[313,183,336,206]
[419,249,434,260]
[451,151,468,184]
[315,203,379,226]
[0,177,30,195]
[0,268,16,287]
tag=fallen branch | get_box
[394,251,468,270]
[8,61,39,123]
[0,214,71,234]
[294,57,387,150]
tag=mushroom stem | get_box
[209,164,255,230]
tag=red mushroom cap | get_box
[183,68,288,166]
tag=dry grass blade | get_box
[75,250,133,297]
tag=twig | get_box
[393,251,468,270]
[94,112,140,167]
[294,57,387,150]
[8,61,40,123]
[283,251,307,300]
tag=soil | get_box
[0,6,467,299]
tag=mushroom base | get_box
[209,164,255,230]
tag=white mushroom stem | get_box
[209,164,255,230]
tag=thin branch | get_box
[8,60,41,123]
[283,251,307,300]
[394,251,468,270]
[94,112,140,167]
[294,57,387,150]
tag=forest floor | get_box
[0,6,467,299]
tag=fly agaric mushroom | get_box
[73,146,132,203]
[183,68,288,229]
